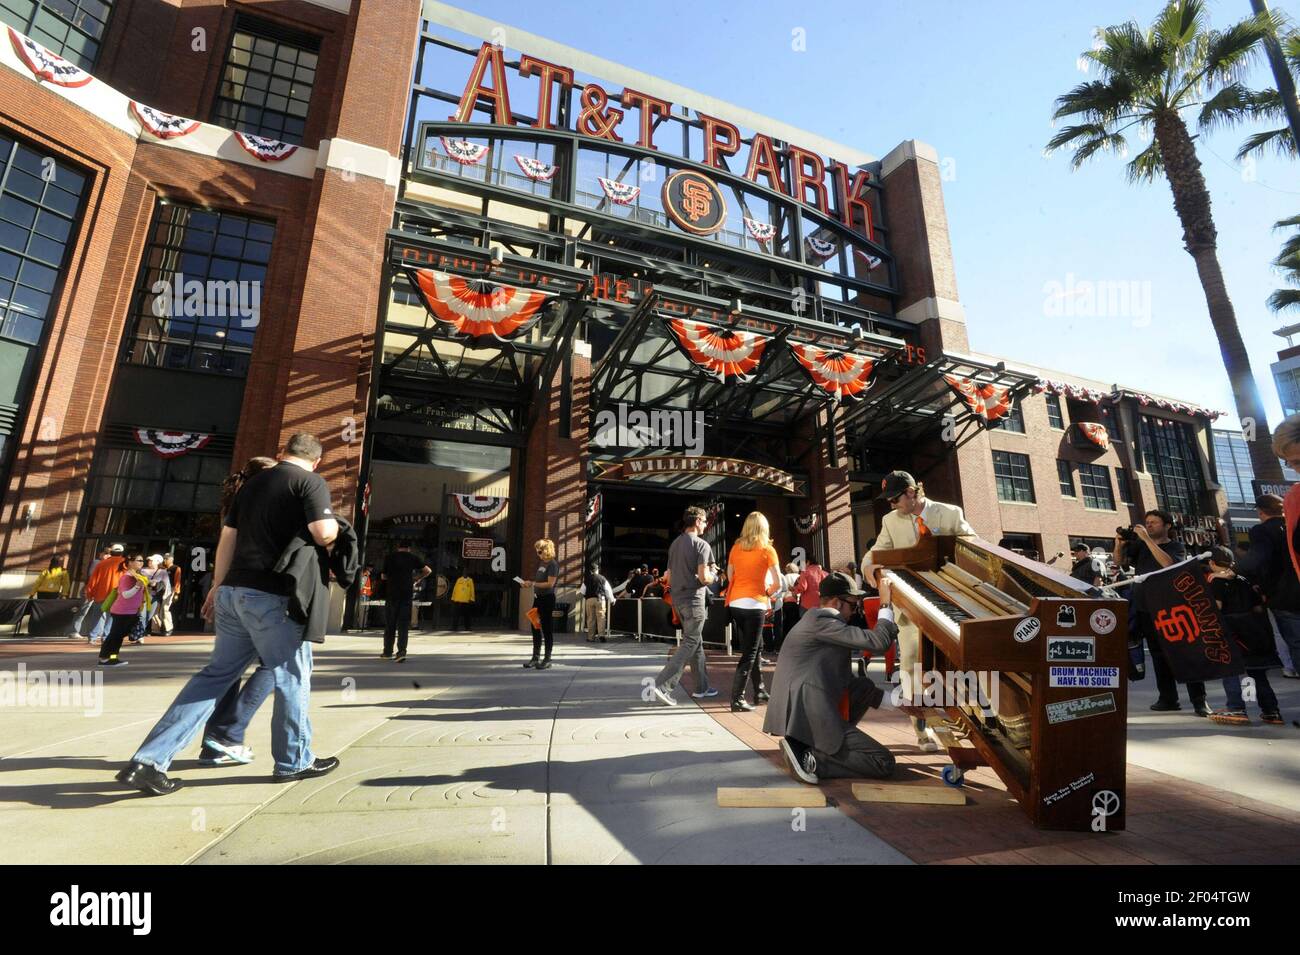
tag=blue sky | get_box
[461,0,1297,428]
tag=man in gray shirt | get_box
[649,505,718,704]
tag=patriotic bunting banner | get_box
[806,236,838,262]
[793,513,819,535]
[1035,379,1224,421]
[234,132,298,162]
[744,217,776,243]
[667,319,769,381]
[441,137,489,165]
[789,344,875,402]
[8,28,93,87]
[943,374,1013,423]
[411,269,550,343]
[853,248,883,270]
[453,494,508,525]
[585,492,602,526]
[1077,422,1110,450]
[514,155,557,181]
[130,101,201,139]
[597,177,641,205]
[134,429,212,458]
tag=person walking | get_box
[792,554,828,614]
[582,563,614,643]
[1205,548,1284,726]
[725,512,781,712]
[97,554,150,667]
[648,506,717,704]
[381,541,431,661]
[521,538,558,669]
[83,544,126,643]
[72,546,112,639]
[450,568,475,632]
[160,553,181,635]
[1235,493,1300,679]
[114,433,341,796]
[29,555,71,600]
[781,561,802,642]
[144,555,172,637]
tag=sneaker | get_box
[116,761,182,796]
[96,658,129,667]
[780,738,818,785]
[1283,668,1299,679]
[274,756,340,782]
[201,738,255,764]
[1207,709,1249,726]
[536,658,551,670]
[1261,711,1284,725]
[691,687,719,699]
[394,652,407,663]
[1149,700,1181,712]
[917,737,940,753]
[755,691,771,704]
[650,685,677,707]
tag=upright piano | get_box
[872,535,1128,831]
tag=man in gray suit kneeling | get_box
[763,571,899,784]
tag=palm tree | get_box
[1236,31,1300,160]
[1269,214,1300,313]
[1047,0,1283,481]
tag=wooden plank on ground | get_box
[852,782,967,806]
[717,787,828,808]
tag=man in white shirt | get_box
[861,470,975,751]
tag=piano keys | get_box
[871,535,1129,831]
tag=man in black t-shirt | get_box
[1116,509,1204,714]
[1070,543,1100,586]
[117,433,341,796]
[381,541,431,661]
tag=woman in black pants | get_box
[98,554,148,667]
[522,538,558,669]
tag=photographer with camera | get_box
[1116,510,1208,715]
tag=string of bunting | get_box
[1034,379,1224,420]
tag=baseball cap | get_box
[1071,542,1090,554]
[880,470,916,500]
[819,571,867,599]
[109,543,125,554]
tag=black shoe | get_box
[599,636,607,643]
[274,756,340,782]
[780,738,818,785]
[1150,700,1181,712]
[379,653,393,660]
[97,658,129,667]
[731,699,756,713]
[394,652,407,663]
[536,658,551,670]
[755,691,771,704]
[523,657,539,669]
[115,761,182,796]
[1192,700,1211,717]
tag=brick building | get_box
[0,1,1241,631]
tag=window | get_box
[1046,393,1064,429]
[211,17,318,144]
[1140,415,1205,515]
[0,0,112,70]
[120,201,274,377]
[81,445,229,541]
[1116,466,1134,506]
[1057,459,1075,497]
[993,450,1035,503]
[992,399,1025,433]
[0,132,87,479]
[1212,430,1254,506]
[1078,462,1115,510]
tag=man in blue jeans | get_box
[116,433,341,796]
[649,505,718,705]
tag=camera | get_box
[1116,526,1137,542]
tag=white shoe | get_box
[650,685,678,707]
[202,738,255,765]
[918,734,940,753]
[780,738,818,785]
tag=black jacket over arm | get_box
[272,517,360,643]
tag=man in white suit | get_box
[861,470,975,751]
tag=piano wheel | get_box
[942,765,965,787]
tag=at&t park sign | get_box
[448,43,876,240]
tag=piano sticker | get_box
[1047,636,1096,662]
[1089,608,1118,635]
[1042,771,1095,806]
[1056,605,1077,627]
[1045,691,1117,725]
[1012,616,1041,643]
[1049,666,1121,689]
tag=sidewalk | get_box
[0,631,908,865]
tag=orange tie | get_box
[916,515,931,538]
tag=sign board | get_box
[461,537,494,560]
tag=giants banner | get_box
[1139,562,1243,682]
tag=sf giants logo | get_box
[1153,604,1200,643]
[681,179,712,222]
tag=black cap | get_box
[819,571,867,599]
[1209,545,1235,567]
[880,470,916,500]
[1071,542,1090,554]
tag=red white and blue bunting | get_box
[411,268,551,343]
[853,248,883,271]
[789,345,875,402]
[1033,379,1224,421]
[441,137,489,165]
[514,155,557,181]
[805,236,838,263]
[8,27,93,87]
[943,374,1013,424]
[792,513,819,535]
[585,492,602,527]
[453,494,508,524]
[744,217,776,244]
[667,319,770,381]
[130,101,200,140]
[597,177,641,205]
[134,429,212,459]
[234,132,298,162]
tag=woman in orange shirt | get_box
[726,512,781,712]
